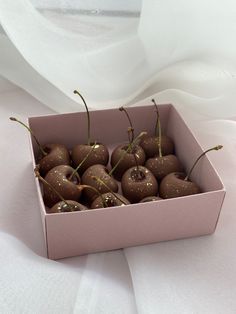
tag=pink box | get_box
[28,101,225,260]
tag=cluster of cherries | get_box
[10,91,222,214]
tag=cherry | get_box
[71,90,109,174]
[90,176,130,209]
[82,164,118,203]
[111,106,146,180]
[42,165,81,207]
[49,200,88,213]
[34,167,86,213]
[140,99,174,158]
[145,102,182,181]
[159,145,223,198]
[121,165,158,203]
[38,143,70,176]
[146,155,182,181]
[10,117,70,176]
[111,142,146,181]
[91,192,130,209]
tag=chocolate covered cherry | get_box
[121,166,158,203]
[72,143,109,174]
[34,167,87,213]
[145,100,182,180]
[139,99,174,157]
[159,145,223,199]
[145,154,182,181]
[82,164,118,203]
[72,90,109,173]
[43,165,81,207]
[39,143,70,176]
[49,200,88,213]
[144,107,182,180]
[140,135,174,158]
[159,172,200,199]
[111,144,146,181]
[10,117,70,176]
[91,192,130,209]
[111,106,146,180]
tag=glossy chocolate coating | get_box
[145,154,182,181]
[91,192,130,209]
[159,172,200,199]
[111,144,146,181]
[43,165,81,207]
[38,144,70,176]
[140,196,162,203]
[48,200,88,213]
[82,164,118,203]
[71,143,109,174]
[140,135,174,158]
[121,166,158,203]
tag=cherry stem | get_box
[34,166,70,207]
[127,127,132,145]
[78,184,107,208]
[74,90,91,146]
[10,117,47,157]
[184,145,223,181]
[133,152,140,172]
[119,106,134,143]
[109,131,147,177]
[69,142,97,181]
[91,176,127,205]
[152,99,162,158]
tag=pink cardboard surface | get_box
[28,101,225,260]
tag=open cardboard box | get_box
[29,100,225,260]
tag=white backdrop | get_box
[1,1,236,313]
[0,0,235,112]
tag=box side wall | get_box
[46,190,225,259]
[27,128,48,254]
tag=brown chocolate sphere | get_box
[145,154,182,181]
[39,144,70,176]
[159,172,200,199]
[48,200,88,213]
[110,144,146,181]
[71,143,109,174]
[121,166,158,203]
[90,192,130,209]
[82,164,118,203]
[140,135,174,158]
[43,165,81,207]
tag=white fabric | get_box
[1,1,236,313]
[0,0,143,110]
[0,0,235,112]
